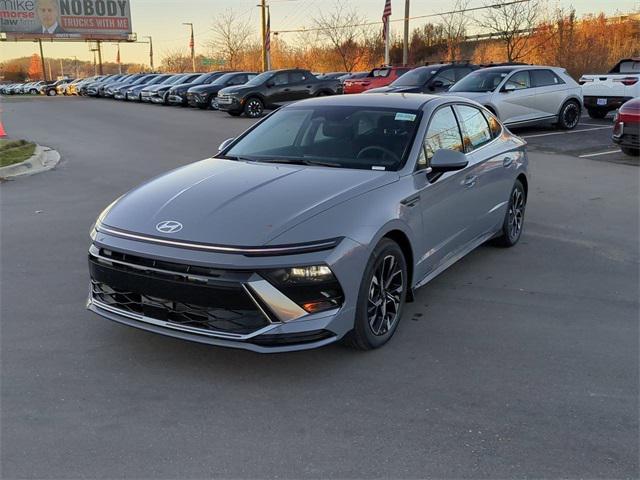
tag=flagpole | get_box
[382,0,391,65]
[384,25,390,65]
[117,43,122,74]
[266,6,271,70]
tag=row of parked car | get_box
[3,58,638,154]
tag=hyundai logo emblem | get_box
[156,221,183,234]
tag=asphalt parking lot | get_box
[1,96,638,479]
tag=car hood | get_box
[219,85,255,96]
[169,82,197,93]
[102,158,397,246]
[189,84,222,94]
[366,85,420,93]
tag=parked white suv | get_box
[579,58,640,119]
[447,65,583,129]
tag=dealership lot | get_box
[1,96,638,478]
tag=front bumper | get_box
[87,228,366,352]
[217,96,242,111]
[168,94,186,105]
[187,93,208,107]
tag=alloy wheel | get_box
[563,103,580,129]
[367,254,404,336]
[246,99,263,118]
[508,188,525,241]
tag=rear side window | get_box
[272,72,289,85]
[482,110,502,138]
[289,71,308,83]
[454,105,492,151]
[531,69,564,87]
[419,106,463,168]
[504,71,530,90]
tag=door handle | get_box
[401,195,421,207]
[502,156,514,168]
[463,175,478,188]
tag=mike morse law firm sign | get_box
[0,0,132,40]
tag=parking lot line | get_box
[522,126,612,139]
[579,150,621,158]
[578,123,613,127]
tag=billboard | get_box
[0,0,132,40]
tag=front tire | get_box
[621,147,640,157]
[343,239,407,350]
[47,89,56,96]
[558,100,581,129]
[494,180,526,247]
[587,108,607,119]
[244,97,264,118]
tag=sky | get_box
[1,0,638,65]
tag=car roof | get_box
[289,92,438,110]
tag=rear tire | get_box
[557,100,581,129]
[343,239,407,350]
[621,147,640,157]
[587,108,607,119]
[493,180,526,247]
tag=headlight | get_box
[262,265,344,314]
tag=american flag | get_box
[265,9,271,53]
[382,0,392,41]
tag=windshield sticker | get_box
[372,166,386,171]
[395,112,416,121]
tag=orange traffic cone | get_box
[0,121,5,137]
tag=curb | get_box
[0,145,60,179]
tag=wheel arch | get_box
[557,95,583,115]
[380,229,415,302]
[516,173,528,198]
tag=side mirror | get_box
[502,83,516,92]
[266,80,275,88]
[430,80,444,90]
[218,137,235,152]
[430,149,468,173]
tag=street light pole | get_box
[38,39,47,81]
[144,35,154,70]
[260,0,267,71]
[183,23,195,72]
[403,0,410,65]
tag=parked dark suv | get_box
[217,69,342,117]
[187,71,258,109]
[366,63,479,94]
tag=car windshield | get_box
[449,69,512,92]
[212,73,237,85]
[245,71,272,86]
[190,73,214,84]
[391,67,434,86]
[225,105,421,171]
[146,75,171,85]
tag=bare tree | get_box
[476,0,542,62]
[209,9,254,69]
[439,0,471,62]
[313,3,369,72]
[160,48,192,73]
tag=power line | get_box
[273,0,531,34]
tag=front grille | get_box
[91,281,267,334]
[89,248,271,335]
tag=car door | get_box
[265,72,290,104]
[495,70,539,124]
[412,105,477,281]
[287,70,314,100]
[453,103,512,237]
[530,68,567,119]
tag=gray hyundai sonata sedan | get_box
[88,93,528,352]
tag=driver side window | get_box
[418,106,463,169]
[504,71,530,90]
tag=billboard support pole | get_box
[97,41,103,75]
[38,39,47,81]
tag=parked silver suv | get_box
[447,65,583,130]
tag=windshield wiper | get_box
[258,158,342,168]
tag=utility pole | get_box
[116,43,122,74]
[260,0,267,71]
[183,23,195,72]
[60,58,64,77]
[403,0,410,65]
[47,58,52,81]
[37,39,47,81]
[73,56,79,78]
[144,35,154,70]
[97,41,103,75]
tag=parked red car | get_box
[612,98,640,156]
[343,66,412,94]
